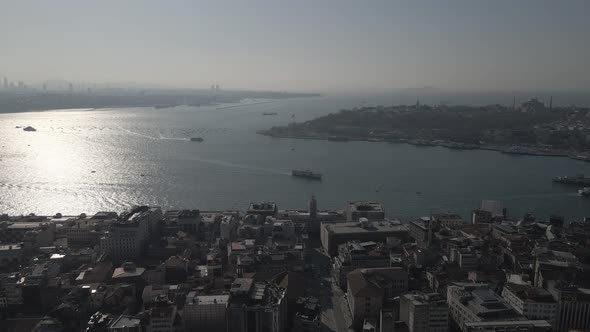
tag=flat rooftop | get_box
[112,264,146,279]
[0,244,22,251]
[248,202,277,211]
[465,320,551,328]
[494,224,517,234]
[231,278,254,294]
[410,219,428,230]
[92,212,118,220]
[432,213,463,222]
[404,292,447,306]
[201,213,221,223]
[110,315,141,329]
[186,293,229,305]
[349,201,383,212]
[504,283,556,303]
[5,222,50,229]
[324,220,407,235]
[166,209,200,220]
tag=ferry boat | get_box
[291,170,322,180]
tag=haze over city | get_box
[4,2,590,332]
[1,0,589,92]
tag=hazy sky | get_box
[1,0,589,92]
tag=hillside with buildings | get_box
[260,99,590,157]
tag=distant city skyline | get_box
[1,0,589,92]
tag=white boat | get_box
[578,187,590,196]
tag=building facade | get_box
[447,283,551,332]
[332,241,390,287]
[550,286,590,332]
[399,292,448,332]
[184,293,229,332]
[100,207,161,262]
[346,202,385,222]
[347,267,408,330]
[432,213,463,228]
[227,278,287,332]
[450,248,478,271]
[501,283,556,323]
[409,218,431,248]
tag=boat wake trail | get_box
[158,132,189,141]
[118,127,191,142]
[118,127,158,140]
[193,157,289,176]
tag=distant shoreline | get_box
[259,101,590,163]
[257,130,590,162]
[0,91,321,114]
[1,99,272,115]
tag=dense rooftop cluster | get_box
[1,198,590,332]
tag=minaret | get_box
[549,96,553,110]
[416,98,420,110]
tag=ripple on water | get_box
[1,98,590,219]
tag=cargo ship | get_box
[190,137,204,142]
[262,112,278,116]
[291,170,322,180]
[553,174,590,185]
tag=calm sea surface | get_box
[1,92,590,220]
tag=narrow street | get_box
[306,246,354,332]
